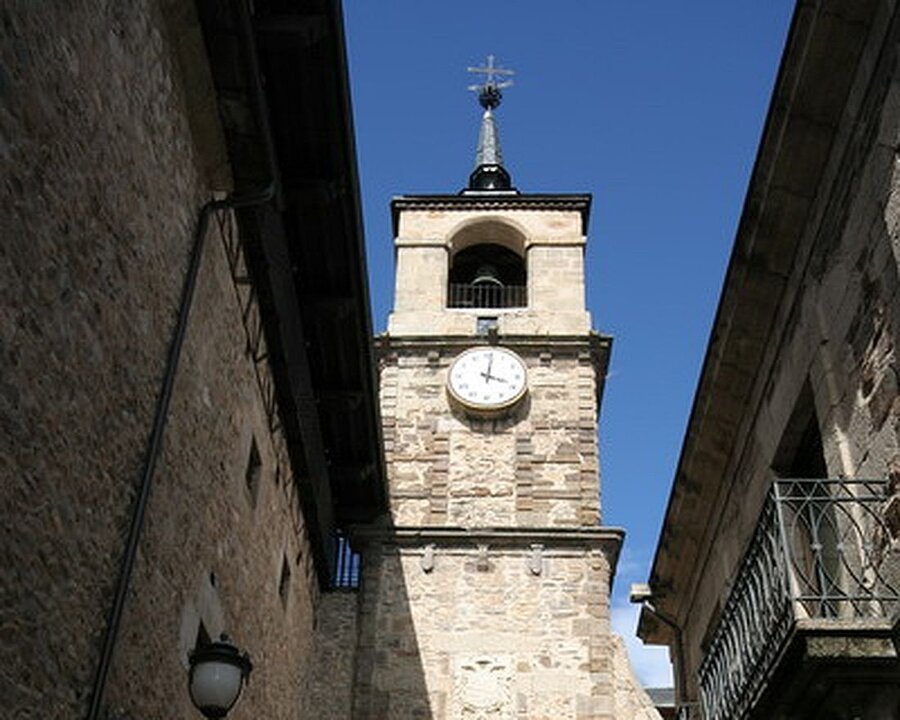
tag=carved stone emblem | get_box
[452,655,512,719]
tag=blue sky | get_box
[344,1,794,686]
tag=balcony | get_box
[330,531,361,590]
[447,282,526,309]
[698,480,900,720]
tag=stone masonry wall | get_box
[309,592,360,720]
[2,2,207,715]
[103,209,321,720]
[680,14,900,701]
[379,343,601,528]
[352,540,647,720]
[0,3,320,718]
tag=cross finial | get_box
[467,54,514,110]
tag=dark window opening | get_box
[448,243,526,309]
[772,381,827,478]
[476,316,498,336]
[278,554,291,606]
[772,380,839,616]
[245,437,261,507]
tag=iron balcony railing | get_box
[448,282,526,309]
[331,532,361,590]
[698,479,899,720]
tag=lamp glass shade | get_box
[189,659,243,713]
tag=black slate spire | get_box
[465,55,516,193]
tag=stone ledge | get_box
[375,333,611,354]
[350,525,624,572]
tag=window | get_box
[448,243,526,308]
[772,380,840,616]
[245,437,261,507]
[772,381,826,478]
[476,316,498,336]
[278,554,291,606]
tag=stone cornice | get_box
[374,332,611,355]
[391,193,592,236]
[374,332,613,362]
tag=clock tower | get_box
[350,58,659,720]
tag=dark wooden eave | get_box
[195,0,386,584]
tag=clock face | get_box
[447,347,528,413]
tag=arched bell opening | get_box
[447,243,526,309]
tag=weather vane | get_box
[467,54,514,110]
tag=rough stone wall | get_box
[680,14,900,700]
[1,2,205,715]
[309,592,360,720]
[103,210,321,720]
[352,541,652,720]
[0,3,319,718]
[379,345,601,527]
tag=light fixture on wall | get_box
[188,635,253,718]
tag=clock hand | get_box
[480,371,507,384]
[484,352,494,383]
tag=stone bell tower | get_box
[350,57,659,720]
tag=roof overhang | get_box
[196,0,386,586]
[642,0,886,633]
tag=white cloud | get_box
[610,602,674,689]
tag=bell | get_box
[471,264,503,287]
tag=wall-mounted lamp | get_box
[629,582,653,604]
[188,635,252,719]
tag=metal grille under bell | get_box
[448,282,526,309]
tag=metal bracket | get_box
[528,543,543,576]
[476,543,490,571]
[420,543,435,573]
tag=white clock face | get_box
[447,347,528,412]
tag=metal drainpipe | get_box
[86,1,280,717]
[85,188,273,720]
[642,601,692,717]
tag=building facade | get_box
[3,3,660,720]
[637,1,900,718]
[1,1,384,718]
